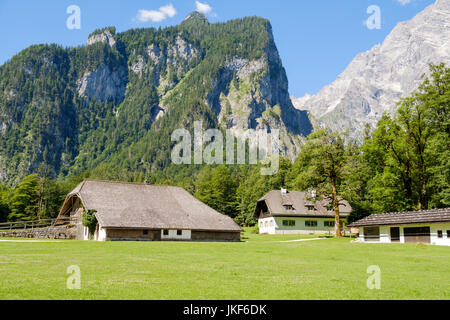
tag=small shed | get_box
[349,208,450,246]
[56,180,242,241]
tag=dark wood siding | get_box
[404,227,430,244]
[364,227,380,241]
[191,231,241,242]
[106,229,160,241]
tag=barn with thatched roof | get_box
[56,180,242,241]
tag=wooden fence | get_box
[0,217,71,232]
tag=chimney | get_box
[281,188,288,195]
[311,189,317,199]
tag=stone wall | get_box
[0,225,76,239]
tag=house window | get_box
[163,230,169,236]
[307,205,317,211]
[305,220,318,227]
[326,204,334,211]
[143,230,149,235]
[177,230,182,236]
[437,230,443,238]
[284,205,293,211]
[447,230,450,238]
[324,221,335,227]
[282,220,295,227]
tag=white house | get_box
[253,189,352,235]
[349,208,450,246]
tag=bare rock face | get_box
[206,23,311,159]
[147,36,201,94]
[292,0,450,140]
[77,64,127,103]
[87,29,116,48]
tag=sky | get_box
[0,0,436,97]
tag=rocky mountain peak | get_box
[87,27,117,48]
[292,0,450,140]
[182,11,209,26]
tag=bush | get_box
[82,209,98,237]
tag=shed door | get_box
[390,227,400,242]
[404,227,430,244]
[364,227,380,242]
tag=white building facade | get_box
[350,209,450,246]
[254,190,352,235]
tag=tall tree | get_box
[361,63,450,212]
[0,185,11,223]
[288,130,349,237]
[195,165,238,218]
[8,174,39,221]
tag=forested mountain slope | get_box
[0,12,311,185]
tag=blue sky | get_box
[0,0,435,97]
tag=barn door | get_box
[404,227,430,244]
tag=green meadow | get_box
[0,230,449,300]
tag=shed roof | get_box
[349,208,450,227]
[254,190,352,218]
[58,180,242,232]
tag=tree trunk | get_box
[332,177,342,237]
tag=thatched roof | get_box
[253,190,352,218]
[58,180,242,232]
[349,208,450,227]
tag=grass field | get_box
[0,230,449,300]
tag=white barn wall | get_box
[359,222,450,246]
[161,229,192,240]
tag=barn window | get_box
[143,230,149,235]
[177,230,182,236]
[163,230,169,236]
[305,220,318,227]
[437,230,443,238]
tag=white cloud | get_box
[195,1,212,14]
[136,4,177,23]
[396,0,413,5]
[160,4,177,18]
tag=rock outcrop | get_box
[77,64,128,103]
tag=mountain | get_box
[292,0,450,139]
[0,13,312,185]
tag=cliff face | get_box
[0,14,312,184]
[292,0,450,139]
